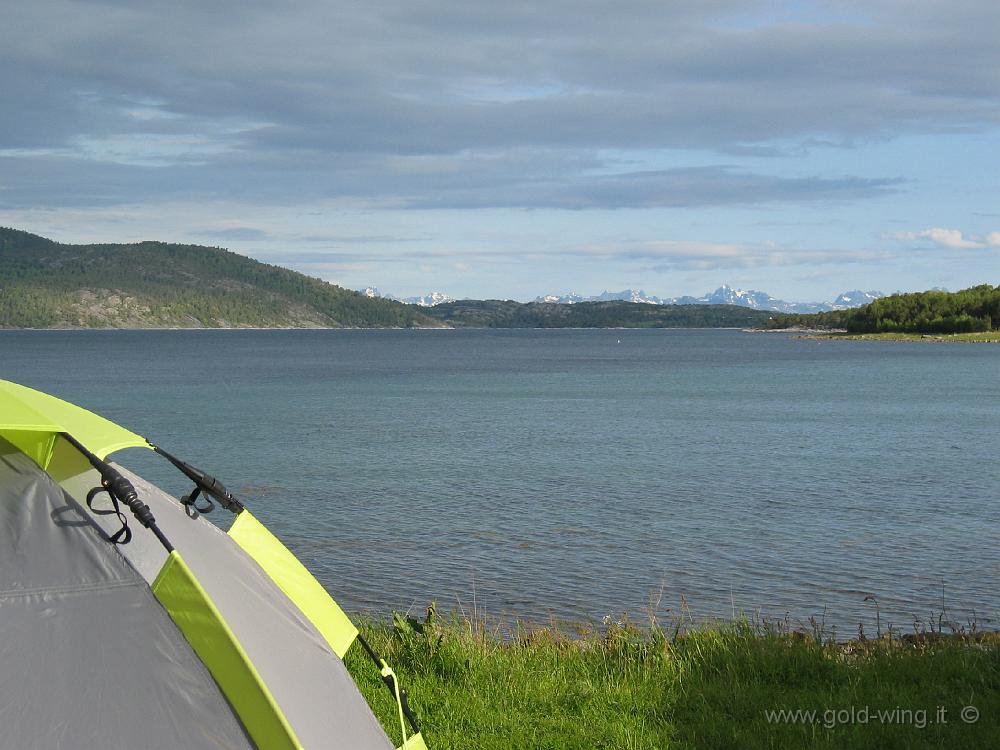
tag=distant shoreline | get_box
[10,326,997,338]
[0,325,750,332]
[790,331,1000,343]
[0,325,450,332]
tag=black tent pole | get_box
[61,432,174,553]
[148,443,245,514]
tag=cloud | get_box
[892,228,999,249]
[401,166,901,210]
[0,149,899,211]
[558,240,886,270]
[0,0,997,213]
[199,227,273,242]
[2,1,998,303]
[263,237,872,272]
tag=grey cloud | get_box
[1,0,997,211]
[269,251,370,264]
[0,155,231,209]
[7,1,1000,150]
[551,239,894,271]
[640,249,891,272]
[199,227,273,242]
[0,150,899,211]
[400,166,902,210]
[262,238,892,275]
[293,234,425,245]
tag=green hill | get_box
[765,285,1000,334]
[0,228,439,329]
[423,298,774,328]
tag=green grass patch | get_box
[345,610,1000,749]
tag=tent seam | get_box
[0,578,143,600]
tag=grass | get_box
[345,608,1000,749]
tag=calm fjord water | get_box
[2,328,998,634]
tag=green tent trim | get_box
[229,509,359,657]
[153,550,304,750]
[0,379,148,468]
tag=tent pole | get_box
[60,432,174,553]
[148,443,245,514]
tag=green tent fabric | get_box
[0,379,148,468]
[0,380,429,750]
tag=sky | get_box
[1,0,998,302]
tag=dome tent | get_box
[0,379,427,750]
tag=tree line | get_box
[424,299,773,328]
[766,285,1000,334]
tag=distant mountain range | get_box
[534,285,883,313]
[361,287,454,307]
[363,284,884,313]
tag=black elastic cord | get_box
[355,632,421,734]
[180,486,215,516]
[61,432,174,553]
[86,485,132,545]
[149,444,244,515]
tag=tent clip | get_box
[150,444,245,515]
[180,486,216,516]
[62,432,174,553]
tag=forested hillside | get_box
[765,285,1000,334]
[0,228,437,328]
[424,299,774,328]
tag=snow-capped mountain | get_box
[366,284,884,311]
[590,289,669,304]
[682,285,830,313]
[534,289,668,304]
[535,292,586,304]
[697,285,774,308]
[358,288,454,306]
[832,290,884,308]
[401,291,454,307]
[532,285,884,313]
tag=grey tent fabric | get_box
[53,438,395,750]
[50,438,170,585]
[0,439,255,750]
